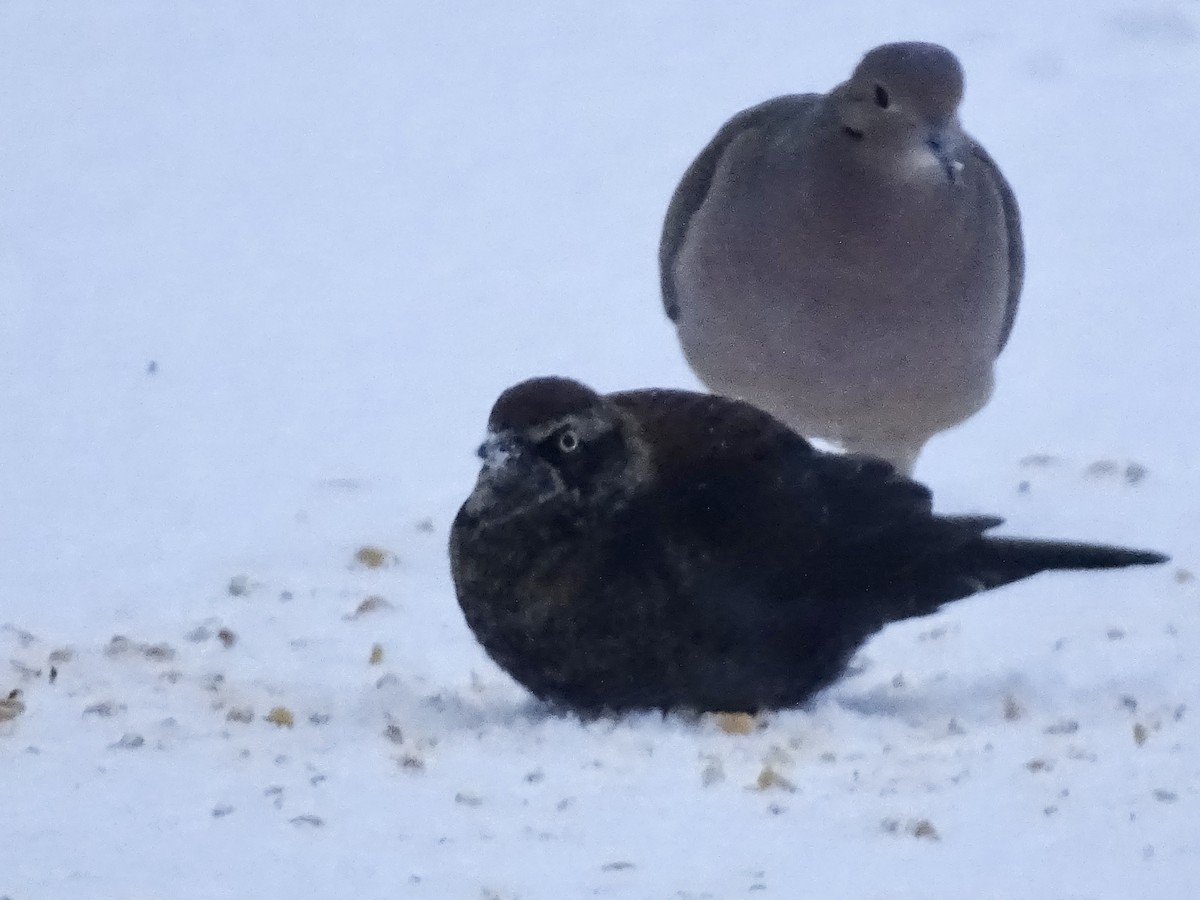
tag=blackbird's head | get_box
[460,377,650,526]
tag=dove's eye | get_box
[873,84,890,109]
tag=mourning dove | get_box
[449,377,1164,714]
[660,42,1023,474]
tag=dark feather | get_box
[451,379,1167,714]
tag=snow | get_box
[1,1,1198,897]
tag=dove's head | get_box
[832,42,967,181]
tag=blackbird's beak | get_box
[476,432,518,465]
[465,430,557,519]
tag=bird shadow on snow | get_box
[367,669,567,736]
[370,673,1036,744]
[369,673,745,740]
[362,650,1044,739]
[829,668,1038,728]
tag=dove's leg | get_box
[840,434,924,477]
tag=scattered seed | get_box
[399,754,425,772]
[1045,720,1080,735]
[1003,695,1024,721]
[110,733,144,750]
[1153,790,1177,803]
[1085,460,1119,479]
[911,820,940,841]
[1124,463,1148,485]
[713,712,755,735]
[290,815,324,827]
[227,575,251,597]
[226,707,254,724]
[344,596,394,620]
[369,644,384,665]
[265,707,295,728]
[141,642,175,662]
[216,629,237,648]
[455,792,483,807]
[0,691,25,722]
[105,636,133,657]
[882,817,939,840]
[1134,723,1149,746]
[754,765,795,793]
[354,546,393,569]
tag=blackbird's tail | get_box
[893,535,1168,622]
[978,537,1168,579]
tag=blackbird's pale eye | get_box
[557,429,580,453]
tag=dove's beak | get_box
[926,129,965,184]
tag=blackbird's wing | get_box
[607,389,1010,708]
[610,389,993,629]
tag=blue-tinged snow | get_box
[1,2,1197,898]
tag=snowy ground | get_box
[2,2,1198,898]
